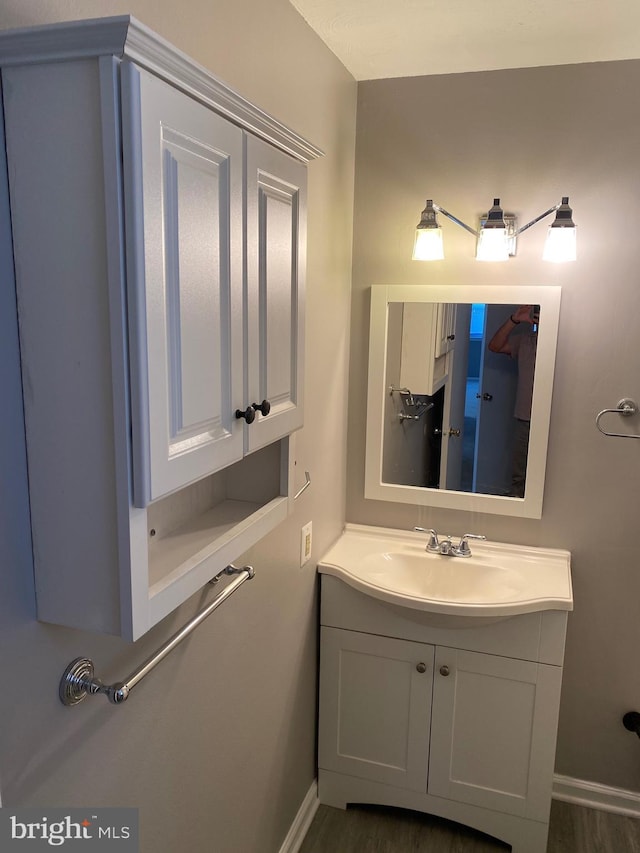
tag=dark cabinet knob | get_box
[235,407,256,424]
[416,662,427,673]
[439,665,450,677]
[252,399,271,417]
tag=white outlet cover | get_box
[300,521,312,567]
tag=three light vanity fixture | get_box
[412,197,576,263]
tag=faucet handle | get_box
[414,527,439,552]
[455,533,487,557]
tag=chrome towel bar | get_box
[59,564,254,706]
[595,398,640,439]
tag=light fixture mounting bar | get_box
[515,202,561,236]
[432,203,479,237]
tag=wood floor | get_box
[299,800,640,853]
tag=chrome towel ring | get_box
[595,398,640,439]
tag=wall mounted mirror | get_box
[365,284,561,518]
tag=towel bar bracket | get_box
[59,657,108,706]
[59,564,254,707]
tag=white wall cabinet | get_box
[399,302,456,396]
[0,17,319,640]
[120,62,306,506]
[318,576,567,853]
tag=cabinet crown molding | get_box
[0,14,323,163]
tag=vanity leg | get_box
[317,771,348,810]
[508,820,549,853]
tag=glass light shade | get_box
[476,227,509,262]
[543,226,576,262]
[413,227,444,261]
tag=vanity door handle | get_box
[439,665,450,677]
[416,662,427,674]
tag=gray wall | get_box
[0,2,356,851]
[347,62,640,792]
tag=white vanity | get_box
[317,524,572,853]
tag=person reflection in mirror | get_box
[488,305,539,498]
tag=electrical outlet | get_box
[300,521,312,567]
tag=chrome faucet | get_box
[414,528,486,557]
[438,536,455,556]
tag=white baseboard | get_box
[553,773,640,818]
[278,780,319,853]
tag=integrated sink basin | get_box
[318,524,572,625]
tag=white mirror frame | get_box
[365,284,561,519]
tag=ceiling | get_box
[289,0,640,80]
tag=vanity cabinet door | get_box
[244,135,306,453]
[428,646,563,821]
[318,627,434,792]
[122,61,245,507]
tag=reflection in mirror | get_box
[365,285,561,519]
[385,301,538,497]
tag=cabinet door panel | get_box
[245,135,306,452]
[319,627,434,792]
[429,647,562,820]
[434,303,456,357]
[400,303,449,396]
[122,62,244,506]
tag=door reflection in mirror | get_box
[383,301,539,498]
[486,304,540,497]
